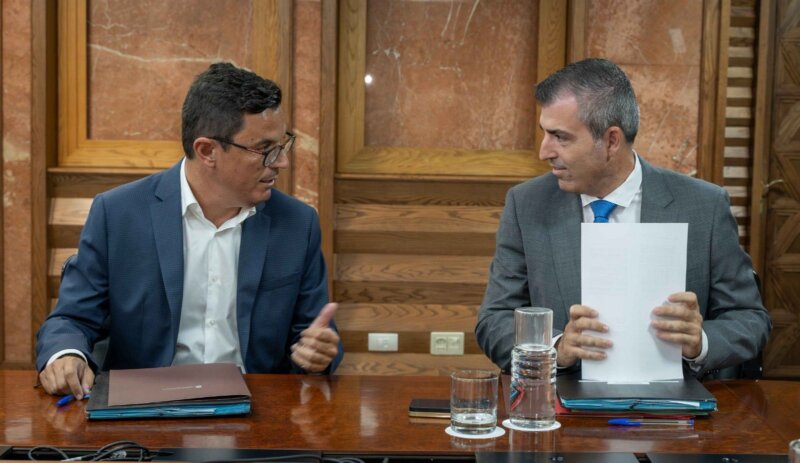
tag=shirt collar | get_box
[180,158,198,218]
[581,152,642,208]
[179,158,256,225]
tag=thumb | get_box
[309,303,338,329]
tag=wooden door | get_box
[762,0,800,377]
[323,1,561,375]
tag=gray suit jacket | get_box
[475,157,770,375]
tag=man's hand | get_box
[291,303,340,373]
[556,304,613,367]
[38,355,94,398]
[651,292,703,359]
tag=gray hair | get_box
[535,58,639,144]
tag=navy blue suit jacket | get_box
[36,162,343,373]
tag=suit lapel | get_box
[236,202,271,362]
[549,189,583,310]
[639,157,678,223]
[150,163,185,355]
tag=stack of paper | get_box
[86,363,251,420]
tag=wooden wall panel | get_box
[762,0,800,378]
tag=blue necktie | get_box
[590,199,617,223]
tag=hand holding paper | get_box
[651,292,703,359]
[291,303,340,373]
[556,304,613,367]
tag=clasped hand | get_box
[556,291,703,368]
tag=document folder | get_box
[86,363,251,420]
[557,372,716,413]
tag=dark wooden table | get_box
[0,370,796,456]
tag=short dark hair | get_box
[181,62,282,158]
[535,58,639,144]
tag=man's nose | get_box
[539,137,556,161]
[270,150,290,169]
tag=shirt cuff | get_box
[552,333,571,369]
[683,329,708,371]
[46,349,87,368]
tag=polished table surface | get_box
[0,370,797,455]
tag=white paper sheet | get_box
[580,223,688,382]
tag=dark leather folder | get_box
[86,363,251,420]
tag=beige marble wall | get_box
[292,0,321,209]
[364,0,538,151]
[88,0,253,141]
[587,0,702,174]
[2,0,33,363]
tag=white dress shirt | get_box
[558,154,708,367]
[172,159,255,370]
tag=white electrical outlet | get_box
[368,333,398,352]
[430,332,464,355]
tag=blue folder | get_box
[556,372,717,413]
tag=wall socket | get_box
[430,332,464,355]
[368,333,398,352]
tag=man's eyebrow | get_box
[544,128,570,137]
[252,137,278,148]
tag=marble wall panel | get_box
[292,0,321,209]
[587,0,702,174]
[2,0,33,363]
[88,0,253,141]
[364,0,538,151]
[625,64,699,175]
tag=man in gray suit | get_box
[476,58,770,377]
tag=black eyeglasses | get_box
[210,131,295,167]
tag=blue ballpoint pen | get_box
[609,418,694,426]
[56,393,91,407]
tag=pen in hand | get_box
[56,393,91,408]
[608,418,694,427]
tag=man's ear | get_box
[604,126,624,159]
[193,137,217,167]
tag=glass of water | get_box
[450,369,498,435]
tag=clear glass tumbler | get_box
[450,369,498,435]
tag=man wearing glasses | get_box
[36,62,343,399]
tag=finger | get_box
[300,327,340,344]
[653,330,696,346]
[569,333,614,349]
[652,304,703,322]
[652,303,690,319]
[296,335,339,360]
[569,304,599,320]
[560,341,608,361]
[62,362,87,399]
[292,348,328,372]
[667,292,698,306]
[82,368,95,394]
[292,343,335,371]
[651,319,700,335]
[309,303,338,329]
[39,368,57,395]
[568,317,609,333]
[571,347,608,361]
